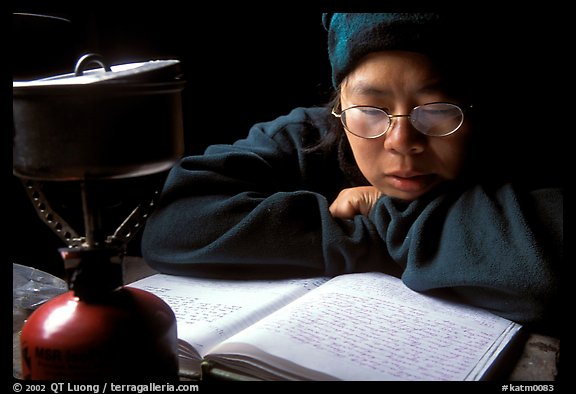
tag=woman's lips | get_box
[385,172,437,193]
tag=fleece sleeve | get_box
[141,108,397,277]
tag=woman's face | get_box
[340,50,472,201]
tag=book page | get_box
[208,272,521,381]
[129,274,328,360]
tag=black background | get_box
[11,4,333,276]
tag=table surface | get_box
[13,258,561,381]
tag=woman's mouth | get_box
[385,172,438,194]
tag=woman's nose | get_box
[383,116,426,155]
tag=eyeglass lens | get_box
[340,103,464,138]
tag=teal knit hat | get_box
[322,13,470,88]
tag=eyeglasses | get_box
[331,102,469,139]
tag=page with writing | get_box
[207,272,522,381]
[129,274,328,364]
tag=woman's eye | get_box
[359,108,384,116]
[425,109,449,115]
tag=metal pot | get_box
[13,54,185,180]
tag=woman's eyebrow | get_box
[417,80,446,95]
[348,79,446,98]
[349,82,391,97]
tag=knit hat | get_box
[322,13,473,89]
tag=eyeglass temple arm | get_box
[331,104,342,118]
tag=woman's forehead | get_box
[342,51,446,98]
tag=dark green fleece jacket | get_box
[141,107,562,333]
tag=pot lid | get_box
[13,53,182,88]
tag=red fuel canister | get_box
[20,249,179,380]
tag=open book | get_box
[129,272,523,381]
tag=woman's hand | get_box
[329,186,383,219]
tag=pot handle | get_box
[74,53,112,76]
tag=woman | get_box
[141,14,562,334]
